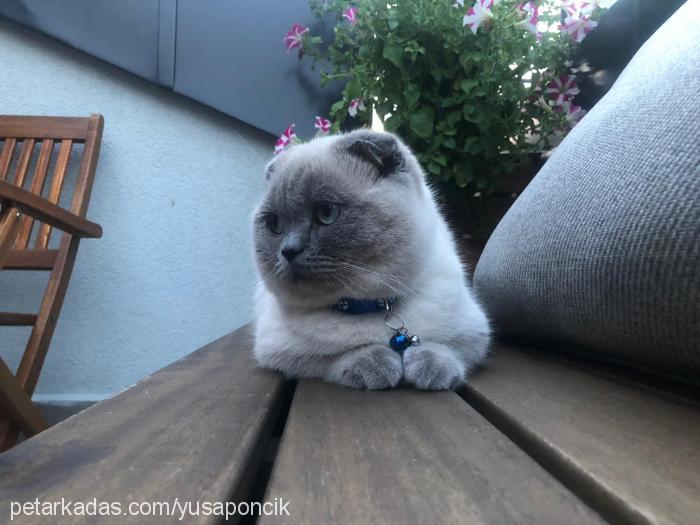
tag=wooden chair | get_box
[0,115,104,452]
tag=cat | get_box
[252,129,490,390]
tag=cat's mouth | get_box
[285,263,330,283]
[278,260,344,291]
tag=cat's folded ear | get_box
[346,131,405,177]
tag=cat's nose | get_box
[281,246,303,261]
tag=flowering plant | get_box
[280,0,605,201]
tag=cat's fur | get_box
[252,130,490,390]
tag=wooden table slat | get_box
[0,324,286,525]
[463,343,700,525]
[261,381,604,525]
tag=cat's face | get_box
[254,131,433,307]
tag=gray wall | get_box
[0,19,272,403]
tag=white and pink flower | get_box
[562,15,598,43]
[314,116,331,135]
[517,1,541,40]
[463,0,494,35]
[284,24,309,51]
[545,75,580,105]
[274,124,297,154]
[347,98,366,117]
[343,6,358,25]
[563,0,598,16]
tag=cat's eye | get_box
[315,203,340,225]
[264,213,283,234]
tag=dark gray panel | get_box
[174,0,342,138]
[157,0,177,86]
[0,0,160,82]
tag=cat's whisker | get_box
[306,253,415,298]
[337,266,409,300]
[336,261,416,299]
[339,258,412,286]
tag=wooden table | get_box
[1,324,698,524]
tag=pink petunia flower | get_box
[314,116,331,135]
[284,24,309,51]
[343,6,358,25]
[517,2,541,40]
[561,15,598,43]
[545,75,580,106]
[562,101,586,127]
[463,0,494,35]
[274,124,297,154]
[347,98,366,117]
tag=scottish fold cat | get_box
[252,130,490,390]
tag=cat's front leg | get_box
[330,345,403,390]
[403,342,466,390]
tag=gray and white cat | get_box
[252,130,490,390]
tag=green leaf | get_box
[460,79,478,94]
[442,136,456,149]
[463,104,483,124]
[463,137,482,154]
[388,11,399,30]
[409,106,435,139]
[455,163,474,188]
[383,114,400,132]
[440,97,458,108]
[447,110,461,127]
[428,162,442,175]
[382,45,403,69]
[330,100,346,114]
[405,83,420,109]
[345,77,361,99]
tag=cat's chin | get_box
[269,285,344,309]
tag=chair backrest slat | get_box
[0,116,90,141]
[15,139,54,249]
[0,139,17,182]
[13,139,35,188]
[36,139,72,250]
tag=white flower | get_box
[463,0,494,35]
[562,15,598,43]
[545,75,580,106]
[348,98,366,117]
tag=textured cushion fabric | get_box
[473,2,700,383]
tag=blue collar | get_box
[334,297,397,315]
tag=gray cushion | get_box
[473,2,700,383]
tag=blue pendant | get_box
[390,333,410,354]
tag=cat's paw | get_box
[332,346,403,390]
[403,343,465,390]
